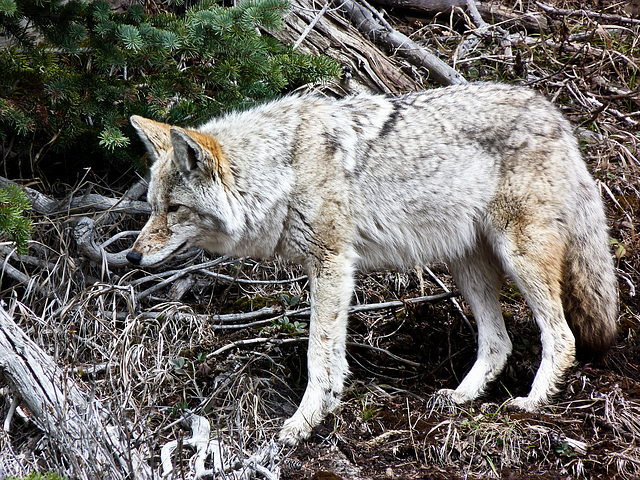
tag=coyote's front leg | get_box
[278,250,355,445]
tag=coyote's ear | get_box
[130,116,172,163]
[169,127,201,174]
[169,127,227,181]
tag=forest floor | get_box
[1,0,639,479]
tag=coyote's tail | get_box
[562,180,618,359]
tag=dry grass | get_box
[1,0,639,478]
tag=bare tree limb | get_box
[0,177,58,216]
[368,0,548,32]
[335,0,467,85]
[536,1,640,25]
[133,291,458,328]
[0,176,151,218]
[74,217,131,268]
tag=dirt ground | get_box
[1,0,639,479]
[200,269,640,480]
[278,295,640,479]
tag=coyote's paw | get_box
[278,414,312,446]
[435,388,470,405]
[505,396,541,413]
[427,389,469,414]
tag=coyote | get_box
[126,82,618,445]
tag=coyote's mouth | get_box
[160,240,190,264]
[174,241,189,256]
[126,241,190,267]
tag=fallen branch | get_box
[347,341,422,367]
[0,177,58,216]
[206,336,307,358]
[135,290,459,327]
[74,217,131,268]
[200,269,308,285]
[0,176,150,218]
[135,257,227,300]
[333,0,467,85]
[269,0,419,93]
[205,334,423,368]
[0,305,152,479]
[368,0,547,32]
[536,1,640,25]
[349,290,459,313]
[0,257,30,286]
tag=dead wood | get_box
[74,216,131,268]
[367,0,548,32]
[0,305,152,479]
[0,176,150,218]
[536,1,640,25]
[270,0,420,93]
[134,290,458,328]
[334,0,467,85]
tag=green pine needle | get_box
[0,185,33,256]
[0,0,341,168]
[0,0,17,15]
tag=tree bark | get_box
[335,0,467,86]
[270,0,420,93]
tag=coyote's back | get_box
[127,82,618,445]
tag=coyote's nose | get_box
[126,250,143,265]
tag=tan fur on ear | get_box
[181,128,235,189]
[130,116,172,161]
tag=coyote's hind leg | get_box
[437,243,512,404]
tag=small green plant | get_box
[280,293,302,308]
[361,401,378,422]
[9,472,67,480]
[170,356,188,375]
[555,440,576,458]
[262,315,307,335]
[0,184,33,255]
[168,401,190,416]
[609,237,627,262]
[261,293,308,334]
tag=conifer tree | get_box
[0,0,341,176]
[0,184,32,254]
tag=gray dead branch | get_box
[334,0,467,86]
[0,304,153,480]
[160,414,281,479]
[136,289,458,328]
[368,0,548,32]
[0,176,150,218]
[0,175,150,274]
[536,1,640,25]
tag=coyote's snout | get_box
[127,82,618,445]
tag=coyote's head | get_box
[126,116,239,267]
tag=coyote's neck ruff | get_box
[127,82,618,445]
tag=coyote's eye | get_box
[167,204,181,213]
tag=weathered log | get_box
[270,0,420,93]
[335,0,467,85]
[0,305,152,479]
